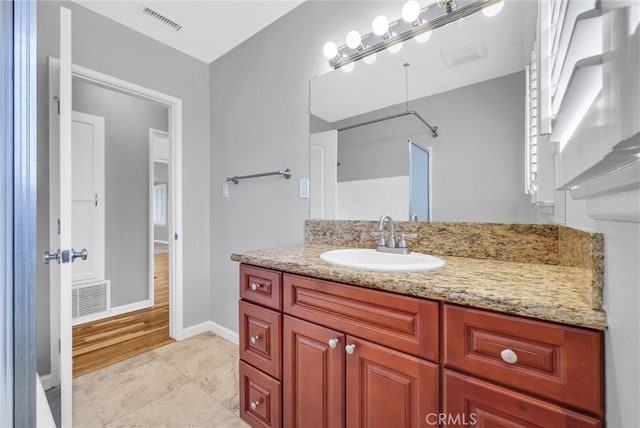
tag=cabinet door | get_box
[283,316,345,428]
[345,336,438,428]
[443,370,601,428]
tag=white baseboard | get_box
[39,373,53,391]
[179,321,239,345]
[110,299,153,316]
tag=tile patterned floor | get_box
[72,333,249,427]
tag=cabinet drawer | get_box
[284,273,439,362]
[240,301,282,379]
[443,370,601,427]
[443,304,603,416]
[240,361,282,428]
[240,264,282,310]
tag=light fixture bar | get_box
[330,0,503,69]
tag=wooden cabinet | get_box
[283,316,345,428]
[443,370,601,428]
[239,264,604,427]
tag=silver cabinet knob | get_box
[250,335,260,345]
[250,282,261,291]
[250,400,260,411]
[500,348,518,364]
[328,338,339,349]
[345,344,356,355]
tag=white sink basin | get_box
[320,248,445,273]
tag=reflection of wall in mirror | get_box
[313,71,538,223]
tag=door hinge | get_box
[174,233,178,240]
[58,338,60,354]
[57,218,61,235]
[54,96,60,115]
[95,194,98,207]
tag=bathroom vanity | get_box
[233,221,606,427]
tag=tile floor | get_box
[72,333,249,427]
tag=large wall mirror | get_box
[309,0,544,223]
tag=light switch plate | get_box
[222,182,230,199]
[299,178,309,199]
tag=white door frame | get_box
[48,58,185,383]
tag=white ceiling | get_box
[312,0,538,123]
[72,0,305,64]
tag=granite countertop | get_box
[231,243,607,331]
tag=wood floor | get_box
[72,252,173,377]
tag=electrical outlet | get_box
[299,178,310,199]
[222,182,230,199]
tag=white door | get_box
[71,111,105,285]
[46,7,76,427]
[310,130,338,219]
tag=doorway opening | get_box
[47,58,184,384]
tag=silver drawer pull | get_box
[345,344,356,355]
[500,348,518,364]
[250,335,260,345]
[250,400,260,411]
[250,282,261,291]
[328,338,339,349]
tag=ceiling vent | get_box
[440,37,488,67]
[141,6,183,32]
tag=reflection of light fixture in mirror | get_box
[482,0,504,17]
[341,62,355,73]
[388,42,403,53]
[415,30,432,43]
[324,0,504,70]
[363,53,377,64]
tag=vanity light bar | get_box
[329,0,504,69]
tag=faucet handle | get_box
[398,233,417,248]
[370,231,386,247]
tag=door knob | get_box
[500,348,518,364]
[328,338,339,349]
[345,344,356,355]
[250,400,260,411]
[250,335,260,345]
[43,250,61,264]
[71,248,88,262]
[250,282,261,291]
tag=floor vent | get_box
[72,281,110,322]
[141,7,183,32]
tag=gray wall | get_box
[36,1,210,374]
[333,72,538,223]
[73,79,168,307]
[209,1,395,333]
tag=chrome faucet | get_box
[374,215,417,255]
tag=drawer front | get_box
[283,273,439,362]
[443,370,601,428]
[239,301,282,379]
[240,264,282,310]
[240,361,282,428]
[443,304,603,416]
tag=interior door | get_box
[46,6,75,427]
[310,130,338,219]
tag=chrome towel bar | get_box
[226,168,292,185]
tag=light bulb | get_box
[402,0,421,23]
[363,53,377,65]
[323,42,338,59]
[345,30,362,49]
[415,30,432,43]
[388,42,403,54]
[482,0,504,17]
[372,15,389,36]
[342,62,355,73]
